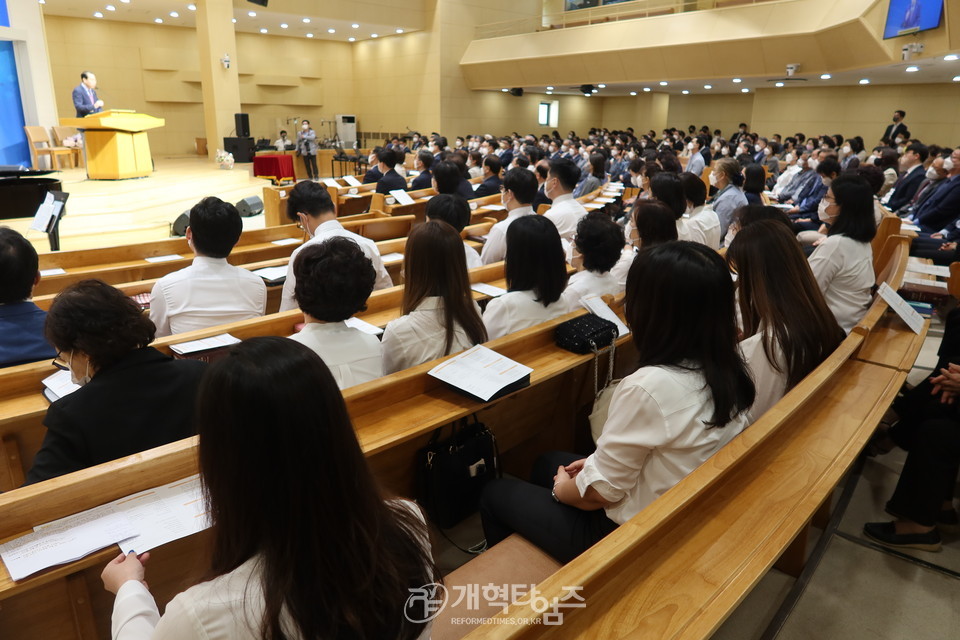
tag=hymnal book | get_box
[170,333,242,356]
[322,178,341,188]
[342,175,362,187]
[389,189,416,206]
[906,263,950,278]
[470,283,507,298]
[428,345,532,403]
[42,370,81,403]
[252,265,288,285]
[39,267,66,276]
[144,254,183,263]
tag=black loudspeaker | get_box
[234,113,250,138]
[223,137,255,163]
[247,0,268,6]
[509,88,524,97]
[171,212,190,237]
[235,196,263,217]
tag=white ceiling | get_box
[39,0,418,42]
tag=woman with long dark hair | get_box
[727,221,845,421]
[382,220,487,373]
[101,337,439,638]
[480,241,755,562]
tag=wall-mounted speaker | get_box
[509,88,524,97]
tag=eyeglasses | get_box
[52,352,69,372]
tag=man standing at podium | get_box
[72,71,104,118]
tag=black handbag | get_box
[554,313,619,355]
[416,416,500,529]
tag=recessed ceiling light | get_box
[905,65,919,72]
[659,81,668,86]
[38,0,45,4]
[280,23,288,29]
[348,37,356,42]
[302,18,310,23]
[953,75,960,82]
[741,88,750,93]
[352,23,359,28]
[306,33,314,38]
[371,33,378,38]
[704,84,712,89]
[681,90,690,94]
[598,84,606,88]
[775,82,784,87]
[859,78,870,84]
[105,5,115,11]
[732,78,742,83]
[328,28,335,33]
[248,11,256,17]
[501,88,508,92]
[169,11,179,17]
[187,4,196,11]
[546,91,553,95]
[547,86,554,90]
[630,91,637,96]
[94,11,103,18]
[592,88,598,93]
[585,93,592,97]
[944,54,958,61]
[643,87,651,92]
[120,0,129,3]
[820,73,832,80]
[396,29,404,34]
[231,18,237,23]
[154,17,163,23]
[260,27,267,33]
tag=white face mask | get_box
[709,171,719,187]
[720,148,729,156]
[763,147,772,156]
[754,144,761,152]
[785,153,795,164]
[302,124,309,130]
[866,155,877,165]
[895,137,904,144]
[822,177,833,187]
[808,158,820,171]
[944,158,956,172]
[818,198,836,223]
[68,353,92,386]
[631,175,641,187]
[926,167,940,180]
[842,145,851,154]
[687,142,695,151]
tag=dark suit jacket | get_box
[474,175,502,198]
[376,169,407,194]
[886,165,925,212]
[25,347,206,485]
[457,179,476,199]
[409,170,432,191]
[72,84,101,118]
[0,302,56,368]
[916,176,960,234]
[531,185,552,212]
[883,122,908,143]
[362,165,383,184]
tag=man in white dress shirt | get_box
[279,181,393,312]
[150,197,267,337]
[543,158,588,242]
[425,194,483,269]
[480,168,539,265]
[678,173,721,249]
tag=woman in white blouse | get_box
[563,211,626,307]
[381,220,487,373]
[101,337,438,639]
[288,237,382,389]
[481,241,756,562]
[807,174,877,334]
[483,215,572,341]
[726,220,844,422]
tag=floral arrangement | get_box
[215,149,235,170]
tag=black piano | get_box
[0,167,65,250]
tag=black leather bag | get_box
[417,416,500,529]
[554,313,619,355]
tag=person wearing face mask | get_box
[280,181,392,312]
[684,136,708,178]
[480,168,539,265]
[875,147,901,198]
[708,158,749,243]
[883,143,929,212]
[883,110,908,146]
[474,155,504,198]
[409,150,435,191]
[296,119,318,181]
[25,280,207,485]
[361,146,384,184]
[543,158,589,241]
[730,123,750,148]
[899,155,949,219]
[807,174,877,334]
[788,157,841,232]
[771,151,802,198]
[913,148,960,234]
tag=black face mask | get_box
[892,117,899,123]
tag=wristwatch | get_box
[551,484,560,503]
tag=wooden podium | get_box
[60,110,165,180]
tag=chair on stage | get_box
[24,126,73,170]
[51,126,84,169]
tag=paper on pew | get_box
[903,276,948,289]
[42,370,81,402]
[877,283,924,334]
[471,283,507,297]
[584,203,606,210]
[252,266,288,282]
[39,267,66,276]
[170,333,241,355]
[580,295,630,338]
[428,345,532,402]
[380,252,404,264]
[322,178,342,188]
[144,254,183,263]
[345,317,385,336]
[0,504,138,581]
[902,222,921,232]
[594,197,616,204]
[907,263,951,278]
[342,175,362,187]
[271,237,300,246]
[483,204,507,211]
[111,475,211,554]
[389,189,416,206]
[343,192,362,198]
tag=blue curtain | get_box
[0,0,32,167]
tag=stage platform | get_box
[7,156,272,253]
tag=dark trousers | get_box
[886,418,960,526]
[303,154,318,180]
[480,451,618,564]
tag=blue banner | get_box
[0,0,32,167]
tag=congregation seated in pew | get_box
[100,337,439,639]
[480,167,538,265]
[424,193,483,269]
[542,158,587,241]
[381,220,487,374]
[0,227,56,368]
[375,148,407,194]
[280,180,393,313]
[561,211,624,307]
[149,197,267,338]
[289,237,382,389]
[26,280,206,485]
[473,154,503,198]
[610,200,678,288]
[480,241,756,563]
[408,149,434,191]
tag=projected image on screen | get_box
[883,0,944,39]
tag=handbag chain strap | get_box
[589,336,618,400]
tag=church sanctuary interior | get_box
[1,0,959,638]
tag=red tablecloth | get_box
[253,154,296,182]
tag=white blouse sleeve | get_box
[575,378,668,504]
[482,296,511,341]
[380,320,407,375]
[111,580,161,639]
[480,225,506,265]
[278,255,299,312]
[807,238,841,296]
[148,281,171,338]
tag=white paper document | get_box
[42,370,81,402]
[345,316,385,336]
[380,252,404,264]
[877,282,924,334]
[593,197,616,204]
[482,204,507,211]
[322,178,342,188]
[112,475,211,554]
[170,333,242,355]
[902,223,921,232]
[342,175,362,187]
[903,276,947,290]
[907,263,951,278]
[580,295,630,338]
[428,345,533,402]
[471,283,507,297]
[144,254,183,263]
[1,504,137,581]
[39,267,67,276]
[252,266,288,281]
[30,192,56,232]
[584,203,606,210]
[389,189,416,206]
[271,237,300,246]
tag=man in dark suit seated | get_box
[0,228,57,368]
[531,160,553,212]
[884,143,928,213]
[474,155,503,198]
[374,148,406,194]
[914,147,960,234]
[362,147,383,184]
[408,150,434,191]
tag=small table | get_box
[253,154,296,184]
